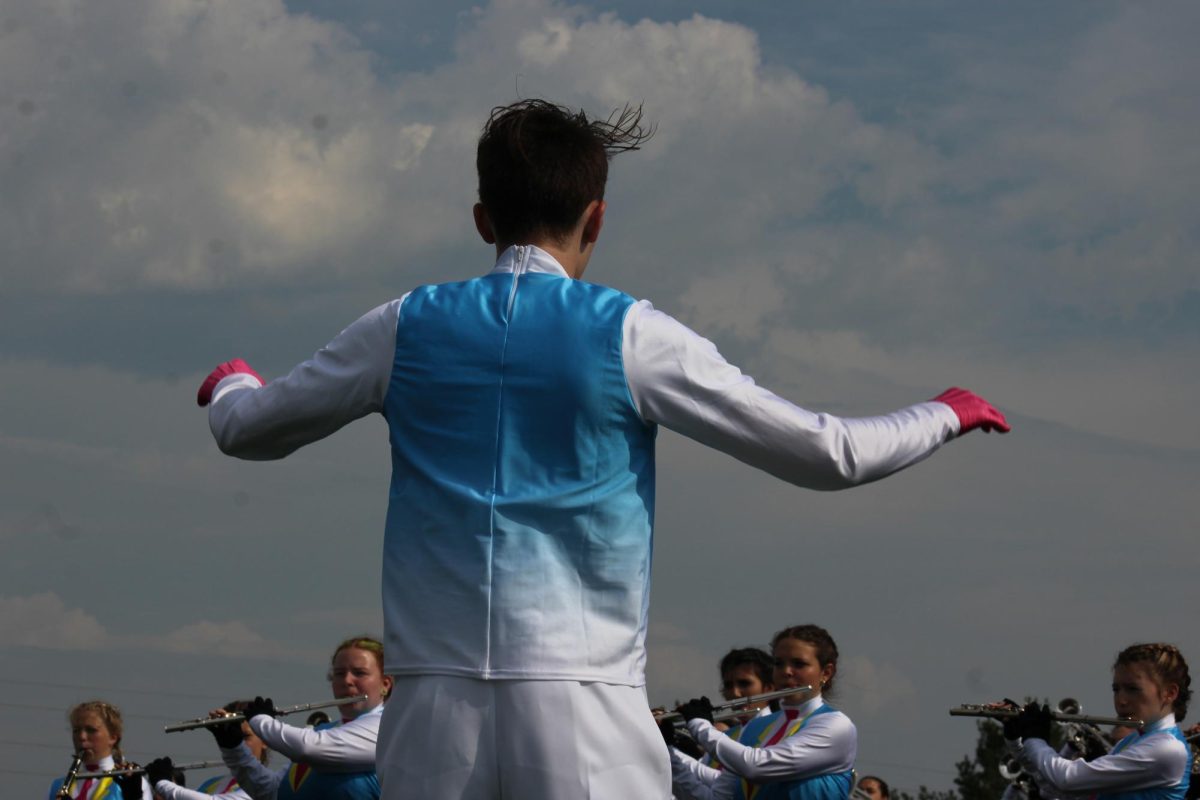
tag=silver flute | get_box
[949,704,1141,727]
[75,760,225,780]
[165,694,369,733]
[656,686,814,725]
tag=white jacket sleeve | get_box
[220,743,282,800]
[687,713,857,783]
[1018,733,1188,794]
[248,713,378,772]
[622,301,960,489]
[669,747,735,800]
[208,299,404,460]
[154,776,251,800]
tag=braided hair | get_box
[69,700,125,764]
[1114,643,1192,721]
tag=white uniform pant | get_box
[378,675,671,799]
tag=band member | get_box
[664,646,779,766]
[1006,642,1192,799]
[718,647,777,731]
[144,700,270,799]
[667,624,856,799]
[48,700,149,800]
[197,98,1009,799]
[852,776,890,800]
[215,637,390,800]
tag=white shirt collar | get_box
[488,244,570,278]
[343,702,386,725]
[1144,713,1177,733]
[779,694,825,716]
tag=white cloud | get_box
[0,593,109,649]
[0,592,316,660]
[1,0,447,291]
[837,655,917,716]
[293,606,385,635]
[146,620,312,660]
[678,262,785,341]
[1,0,939,299]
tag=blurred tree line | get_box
[894,715,1064,800]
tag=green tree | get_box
[952,719,1011,800]
[894,703,1063,800]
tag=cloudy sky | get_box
[2,0,1198,794]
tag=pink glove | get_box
[197,359,265,407]
[932,387,1010,434]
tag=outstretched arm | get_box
[154,776,249,800]
[220,743,282,800]
[248,714,377,772]
[687,713,856,783]
[200,298,406,460]
[668,746,730,799]
[670,747,743,800]
[622,302,1008,489]
[1016,733,1188,794]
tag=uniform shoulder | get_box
[812,707,857,736]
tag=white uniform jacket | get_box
[1011,715,1190,797]
[221,706,381,799]
[670,695,857,799]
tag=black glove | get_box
[1006,701,1053,742]
[243,696,277,721]
[113,768,143,800]
[1001,698,1024,741]
[1019,702,1054,742]
[677,696,715,724]
[144,757,175,786]
[209,716,244,749]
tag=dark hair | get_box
[771,624,840,694]
[476,99,652,244]
[1114,643,1192,720]
[859,776,890,799]
[719,647,775,690]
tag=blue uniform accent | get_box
[275,765,379,800]
[1099,726,1190,800]
[381,262,657,683]
[734,705,853,800]
[196,775,240,795]
[275,720,380,800]
[47,777,123,799]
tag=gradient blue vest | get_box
[382,247,657,683]
[733,704,853,800]
[276,763,379,800]
[276,720,380,800]
[1099,725,1190,800]
[46,777,123,800]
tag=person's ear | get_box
[581,199,605,247]
[473,203,496,244]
